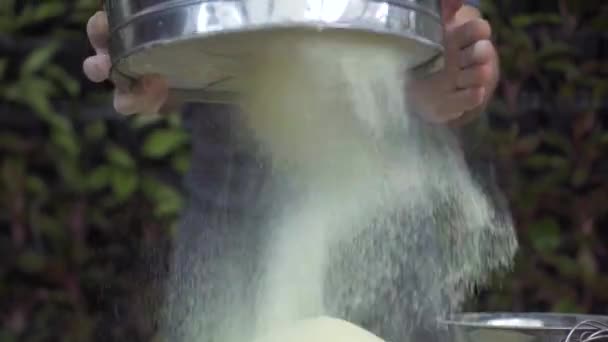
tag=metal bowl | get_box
[440,313,608,342]
[105,0,444,104]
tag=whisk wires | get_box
[565,320,608,342]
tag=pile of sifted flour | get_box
[164,31,517,342]
[253,317,386,342]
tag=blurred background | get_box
[0,0,607,340]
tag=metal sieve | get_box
[440,312,608,342]
[105,0,445,104]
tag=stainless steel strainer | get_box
[441,312,608,342]
[105,0,445,104]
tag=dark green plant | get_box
[470,0,608,314]
[0,1,190,340]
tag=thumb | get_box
[442,0,463,22]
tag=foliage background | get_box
[0,0,606,340]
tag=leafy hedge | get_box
[1,1,188,340]
[0,0,607,341]
[471,0,608,313]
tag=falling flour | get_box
[162,31,517,342]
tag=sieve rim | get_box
[439,312,608,332]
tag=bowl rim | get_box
[438,312,608,332]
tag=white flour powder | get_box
[164,31,517,342]
[239,32,517,341]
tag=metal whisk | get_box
[565,320,608,342]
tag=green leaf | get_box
[75,0,98,10]
[571,167,589,187]
[10,77,57,115]
[549,255,580,279]
[87,166,111,191]
[591,79,608,108]
[55,158,85,192]
[14,5,36,30]
[32,2,66,21]
[106,145,135,169]
[542,132,573,155]
[44,64,80,96]
[142,129,190,158]
[535,42,573,62]
[0,0,16,15]
[0,330,17,342]
[552,298,582,313]
[524,155,569,170]
[40,112,73,135]
[130,114,163,129]
[155,189,183,216]
[528,218,561,252]
[591,14,608,30]
[110,168,139,201]
[0,133,29,151]
[1,157,25,194]
[171,153,191,174]
[510,29,535,51]
[35,214,66,248]
[600,133,608,146]
[16,250,46,274]
[50,127,80,158]
[71,0,99,23]
[511,13,562,28]
[167,113,183,127]
[142,177,184,217]
[544,59,580,79]
[26,176,48,197]
[20,43,60,76]
[84,121,107,141]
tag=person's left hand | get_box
[408,5,500,124]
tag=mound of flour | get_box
[254,316,385,342]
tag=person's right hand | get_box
[442,0,463,22]
[83,11,169,115]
